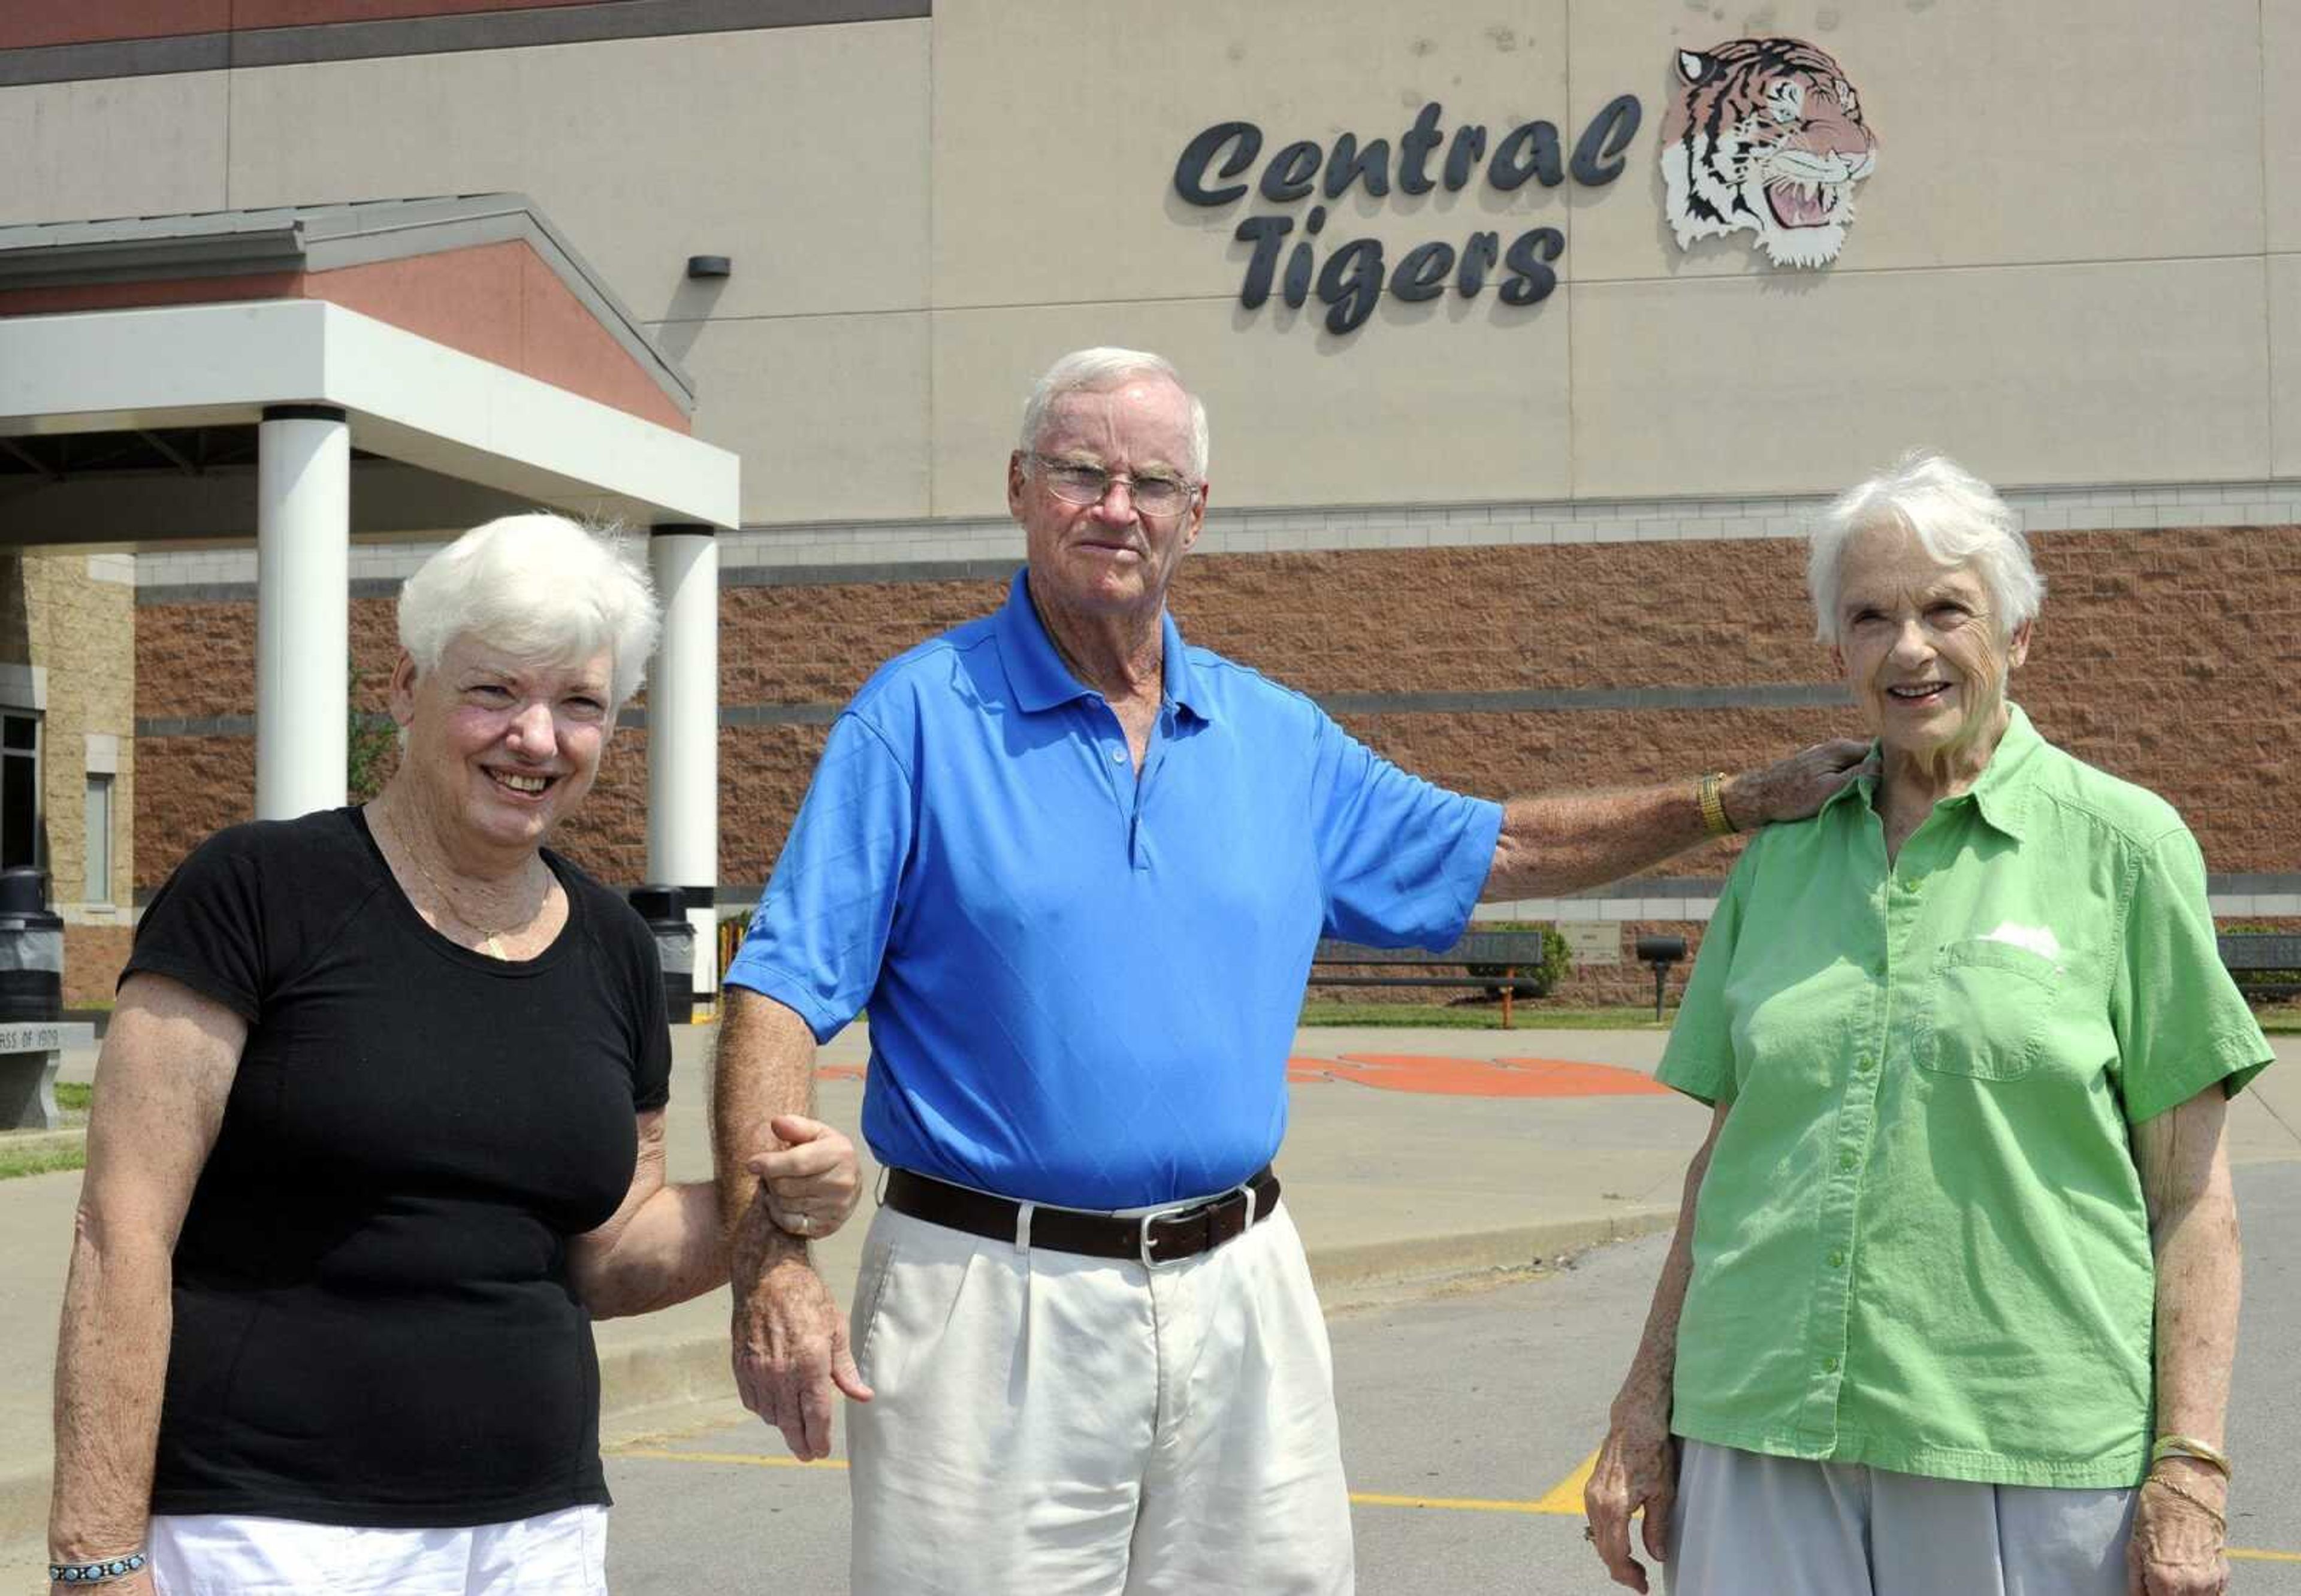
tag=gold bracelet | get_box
[1697,772,1735,838]
[2143,1471,2228,1532]
[2151,1434,2233,1477]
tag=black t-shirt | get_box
[125,807,671,1527]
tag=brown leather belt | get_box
[883,1166,1281,1267]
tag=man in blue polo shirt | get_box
[714,347,1868,1594]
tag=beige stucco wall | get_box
[919,0,2289,512]
[0,71,230,226]
[15,555,134,913]
[0,2,2291,523]
[2267,0,2301,258]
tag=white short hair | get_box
[1016,346,1210,480]
[1808,451,2045,646]
[398,513,662,706]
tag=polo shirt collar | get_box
[1817,702,2039,842]
[994,569,1213,723]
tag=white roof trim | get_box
[0,300,738,528]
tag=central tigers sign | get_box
[1171,97,1641,336]
[1173,37,1875,335]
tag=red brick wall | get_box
[126,524,2300,1004]
[64,924,135,1009]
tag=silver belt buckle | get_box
[1138,1204,1195,1270]
[1136,1180,1261,1269]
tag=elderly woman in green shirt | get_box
[1583,452,2271,1596]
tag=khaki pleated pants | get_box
[845,1198,1354,1596]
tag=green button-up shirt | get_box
[1657,705,2272,1488]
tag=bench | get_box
[1310,930,1558,1029]
[2219,932,2301,1003]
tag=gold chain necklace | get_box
[383,803,533,960]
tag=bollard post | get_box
[629,885,698,1026]
[0,867,65,1129]
[1634,935,1688,1026]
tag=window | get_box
[0,712,37,871]
[85,772,114,906]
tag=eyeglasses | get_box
[1028,455,1200,517]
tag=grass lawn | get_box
[1303,1003,2301,1035]
[0,1142,86,1179]
[0,1082,92,1180]
[1300,1001,1669,1030]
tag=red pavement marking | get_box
[815,1065,866,1081]
[1493,1057,1673,1097]
[1283,1053,1669,1098]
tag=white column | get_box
[255,406,351,820]
[647,524,720,998]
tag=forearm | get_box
[730,1184,812,1296]
[2148,1168,2241,1456]
[711,990,820,1252]
[1484,742,1871,901]
[1612,1121,1722,1416]
[2133,1087,2241,1534]
[1487,782,1720,902]
[574,1180,729,1319]
[50,1218,173,1561]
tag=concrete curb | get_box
[0,1211,1676,1567]
[1306,1208,1678,1311]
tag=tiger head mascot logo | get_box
[1660,37,1877,269]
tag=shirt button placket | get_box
[1813,893,1891,1440]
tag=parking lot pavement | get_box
[605,1160,2301,1595]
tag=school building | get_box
[1,0,2294,1005]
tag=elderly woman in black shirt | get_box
[47,515,860,1595]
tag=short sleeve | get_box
[1654,844,1755,1107]
[1310,717,1503,951]
[2110,826,2273,1123]
[724,711,915,1042]
[121,829,270,1021]
[627,920,672,1113]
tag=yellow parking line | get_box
[1349,1491,1547,1514]
[1529,1448,1600,1514]
[610,1446,2301,1561]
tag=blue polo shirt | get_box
[726,571,1502,1208]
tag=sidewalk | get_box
[7,1025,2298,1575]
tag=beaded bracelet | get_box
[48,1550,147,1585]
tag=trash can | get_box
[0,866,65,1130]
[628,885,696,1026]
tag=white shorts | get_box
[846,1195,1354,1596]
[147,1504,608,1596]
[1667,1438,2136,1596]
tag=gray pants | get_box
[1666,1440,2136,1596]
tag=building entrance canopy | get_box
[0,197,733,972]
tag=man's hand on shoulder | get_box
[1723,738,1875,829]
[729,1192,872,1461]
